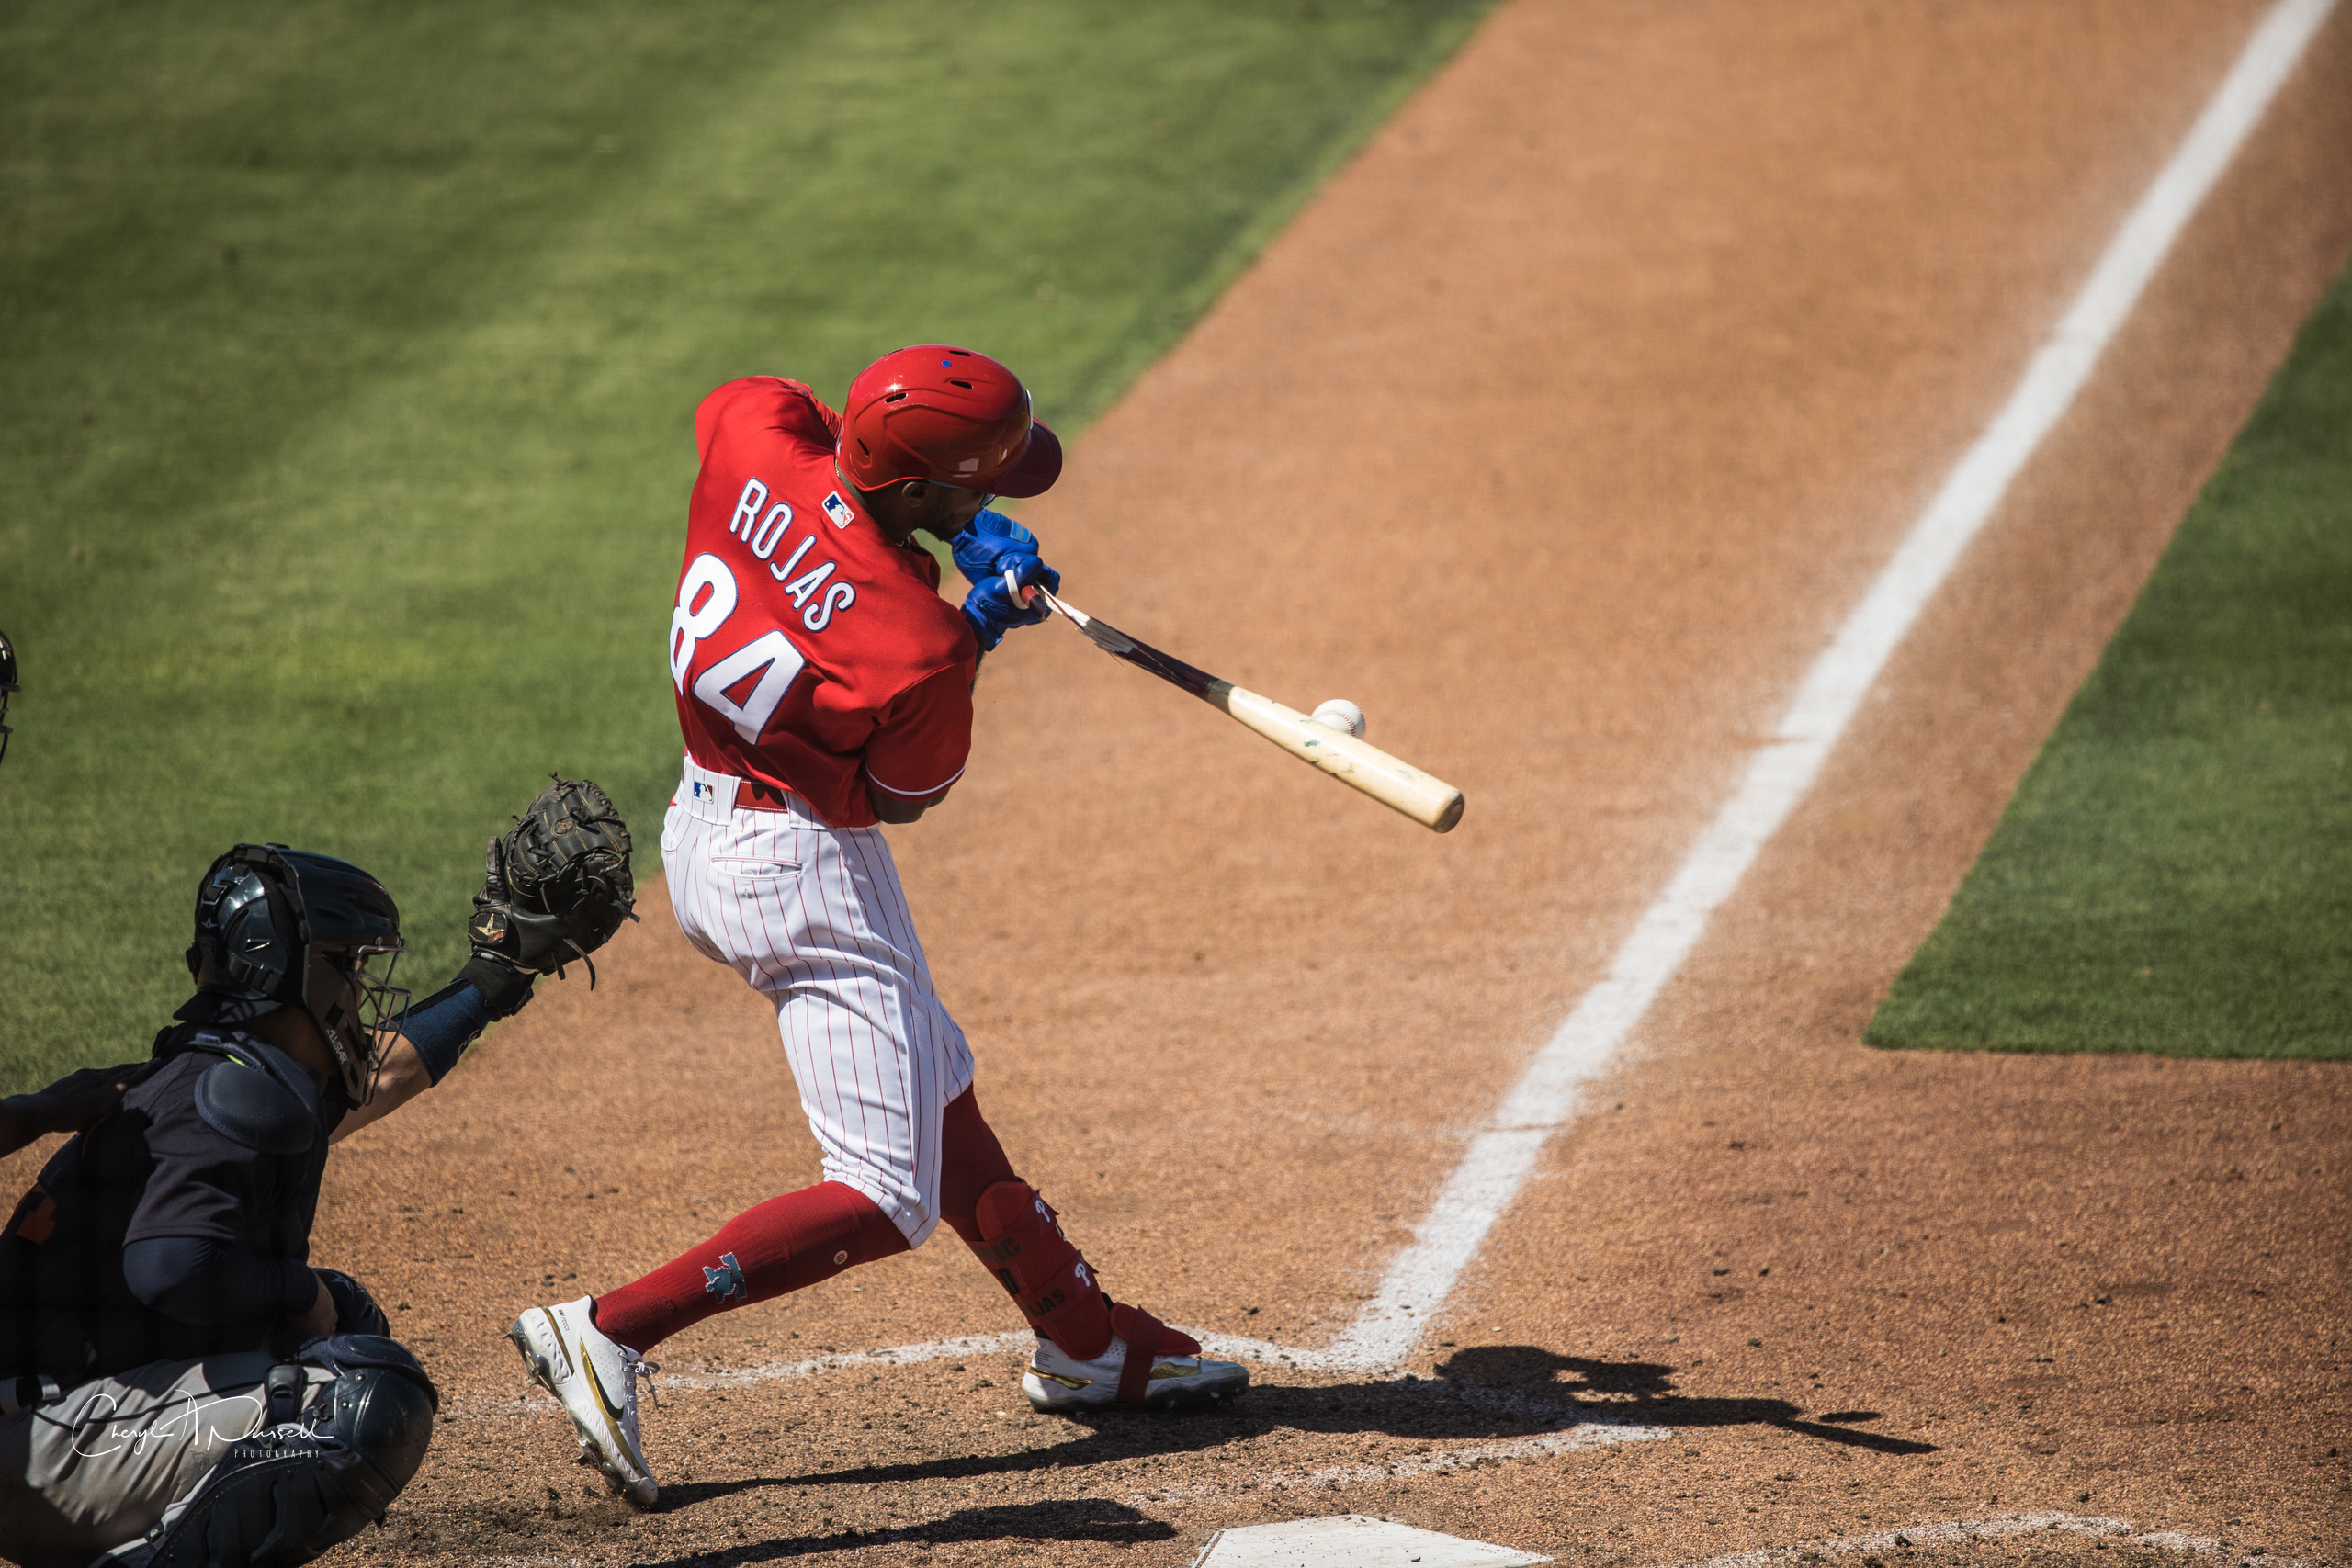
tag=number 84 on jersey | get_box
[669,543,849,746]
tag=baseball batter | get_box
[511,345,1245,1507]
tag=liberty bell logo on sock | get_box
[703,1251,747,1304]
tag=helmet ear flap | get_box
[188,854,299,1004]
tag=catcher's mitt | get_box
[467,774,637,993]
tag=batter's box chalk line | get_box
[447,1324,1433,1422]
[445,1331,1034,1417]
[451,1333,1665,1444]
[1661,1512,2316,1568]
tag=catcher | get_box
[0,778,633,1567]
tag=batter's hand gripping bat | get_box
[1022,582,1465,833]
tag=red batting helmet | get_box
[837,345,1063,498]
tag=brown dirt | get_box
[11,1,2351,1563]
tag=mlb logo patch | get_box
[823,492,854,529]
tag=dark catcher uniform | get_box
[0,848,446,1568]
[3,1030,342,1382]
[0,1028,435,1568]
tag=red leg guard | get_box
[591,1180,908,1353]
[941,1087,1202,1383]
[968,1180,1114,1360]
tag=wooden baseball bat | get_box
[1023,582,1465,833]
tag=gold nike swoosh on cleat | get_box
[584,1360,628,1423]
[1028,1368,1092,1390]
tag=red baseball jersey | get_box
[670,377,979,829]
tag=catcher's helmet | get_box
[0,626,17,767]
[178,845,409,1103]
[837,345,1062,498]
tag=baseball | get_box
[1310,698,1366,739]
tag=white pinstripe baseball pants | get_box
[662,758,977,1247]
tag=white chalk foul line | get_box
[1658,1511,2313,1568]
[1317,0,2337,1375]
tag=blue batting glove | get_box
[952,510,1046,587]
[960,555,1057,651]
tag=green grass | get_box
[0,0,1492,1090]
[1866,259,2352,1060]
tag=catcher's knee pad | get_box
[135,1335,437,1568]
[968,1181,1112,1360]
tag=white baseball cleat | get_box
[1022,1303,1249,1414]
[508,1296,660,1506]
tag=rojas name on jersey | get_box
[726,478,857,632]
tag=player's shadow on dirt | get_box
[676,1342,1930,1500]
[1431,1345,1936,1456]
[629,1497,1172,1564]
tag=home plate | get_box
[1193,1515,1553,1568]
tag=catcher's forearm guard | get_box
[466,774,638,1015]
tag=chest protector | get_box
[0,1026,330,1381]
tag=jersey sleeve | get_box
[862,662,976,801]
[121,1093,277,1248]
[695,377,842,463]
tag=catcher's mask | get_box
[0,626,17,768]
[178,844,409,1104]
